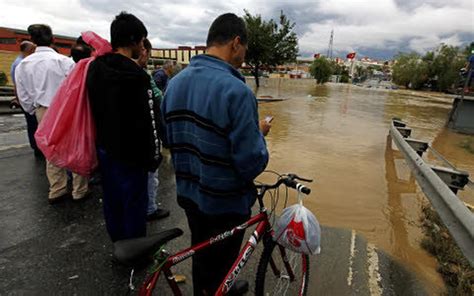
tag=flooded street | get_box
[251,79,474,293]
[1,78,472,294]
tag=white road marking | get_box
[0,130,29,151]
[0,144,29,151]
[367,243,383,296]
[347,229,356,286]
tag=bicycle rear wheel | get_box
[255,239,309,296]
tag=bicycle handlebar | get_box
[255,173,312,195]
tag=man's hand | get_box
[259,119,271,136]
[9,98,20,109]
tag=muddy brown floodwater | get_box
[249,78,474,294]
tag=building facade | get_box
[150,46,206,67]
[0,27,76,85]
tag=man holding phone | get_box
[161,13,271,295]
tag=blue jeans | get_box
[97,148,148,242]
[147,170,159,215]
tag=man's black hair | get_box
[71,45,92,63]
[206,13,247,47]
[110,11,148,49]
[76,36,89,47]
[27,24,53,46]
[143,38,152,51]
[71,36,92,62]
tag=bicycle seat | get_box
[113,228,183,267]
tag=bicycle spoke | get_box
[269,257,281,277]
[259,244,308,296]
[278,245,296,281]
[289,253,299,278]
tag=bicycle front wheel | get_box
[255,239,310,296]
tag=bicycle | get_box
[113,172,314,295]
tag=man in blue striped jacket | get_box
[161,13,271,295]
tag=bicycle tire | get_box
[255,238,310,296]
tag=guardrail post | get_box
[405,139,429,156]
[396,127,412,138]
[393,119,406,127]
[430,166,470,194]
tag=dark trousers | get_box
[185,206,250,295]
[97,148,148,242]
[24,111,39,153]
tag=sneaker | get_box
[73,192,91,202]
[146,209,170,221]
[48,193,71,204]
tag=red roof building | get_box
[0,26,76,55]
[0,27,77,85]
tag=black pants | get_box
[23,111,39,153]
[97,147,148,242]
[184,205,250,295]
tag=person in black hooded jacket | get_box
[87,12,161,242]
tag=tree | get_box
[432,44,466,91]
[392,44,468,92]
[392,52,429,89]
[340,67,350,83]
[462,42,474,58]
[244,10,298,87]
[330,61,343,75]
[309,57,332,84]
[354,65,369,82]
[0,71,7,86]
[329,61,350,83]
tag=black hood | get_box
[91,53,149,83]
[87,52,160,171]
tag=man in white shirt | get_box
[15,24,88,203]
[10,41,41,157]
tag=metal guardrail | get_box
[389,119,474,266]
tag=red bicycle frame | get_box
[137,175,313,295]
[138,210,271,296]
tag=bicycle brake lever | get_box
[297,176,313,183]
[287,173,313,183]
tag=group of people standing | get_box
[12,11,271,295]
[14,25,89,202]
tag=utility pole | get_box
[327,29,334,60]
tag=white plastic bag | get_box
[273,196,321,255]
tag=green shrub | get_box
[0,71,7,86]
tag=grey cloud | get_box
[394,0,456,11]
[79,0,227,47]
[2,0,471,60]
[262,3,338,35]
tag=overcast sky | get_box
[1,0,473,59]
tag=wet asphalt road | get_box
[0,146,193,295]
[0,114,428,295]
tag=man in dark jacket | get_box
[153,60,173,91]
[162,13,271,295]
[87,12,161,242]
